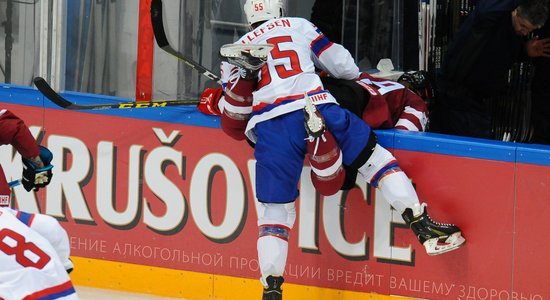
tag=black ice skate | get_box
[262,276,284,300]
[65,258,74,274]
[402,204,465,256]
[303,93,326,140]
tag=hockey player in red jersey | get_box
[0,109,53,199]
[199,72,429,132]
[217,1,465,299]
[321,72,429,131]
[0,109,75,289]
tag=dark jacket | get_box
[440,0,525,98]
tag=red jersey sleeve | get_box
[0,109,40,158]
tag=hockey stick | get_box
[150,0,221,83]
[9,179,21,188]
[33,77,199,110]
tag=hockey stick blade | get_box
[33,77,199,110]
[151,0,220,83]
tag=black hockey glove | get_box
[22,145,54,192]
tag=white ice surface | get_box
[75,286,186,300]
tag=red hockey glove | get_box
[198,87,223,116]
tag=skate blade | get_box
[304,93,324,136]
[220,44,274,59]
[424,232,466,256]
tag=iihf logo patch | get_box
[0,195,9,206]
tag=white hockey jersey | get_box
[0,207,78,300]
[220,17,360,142]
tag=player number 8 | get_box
[0,228,51,269]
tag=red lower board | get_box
[1,103,548,299]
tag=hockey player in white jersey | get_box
[218,1,466,299]
[0,207,78,300]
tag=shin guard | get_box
[220,67,255,140]
[357,144,421,214]
[307,130,345,196]
[377,171,421,214]
[258,229,289,277]
[257,203,296,281]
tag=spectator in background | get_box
[531,2,550,145]
[429,0,550,139]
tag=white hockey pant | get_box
[357,144,422,215]
[257,202,296,285]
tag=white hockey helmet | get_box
[243,0,286,26]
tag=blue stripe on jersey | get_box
[311,35,332,57]
[251,89,326,116]
[17,211,33,226]
[38,286,76,300]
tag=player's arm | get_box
[12,209,74,273]
[4,208,73,273]
[305,21,359,80]
[0,109,53,191]
[0,109,40,158]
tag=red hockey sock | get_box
[221,72,256,141]
[307,131,345,196]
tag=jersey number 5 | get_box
[0,228,51,269]
[258,35,303,88]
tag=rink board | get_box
[1,84,550,300]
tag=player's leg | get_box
[218,61,256,141]
[253,112,306,299]
[355,146,465,255]
[322,103,465,255]
[217,44,271,141]
[303,94,345,196]
[257,202,296,300]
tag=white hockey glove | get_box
[22,146,54,192]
